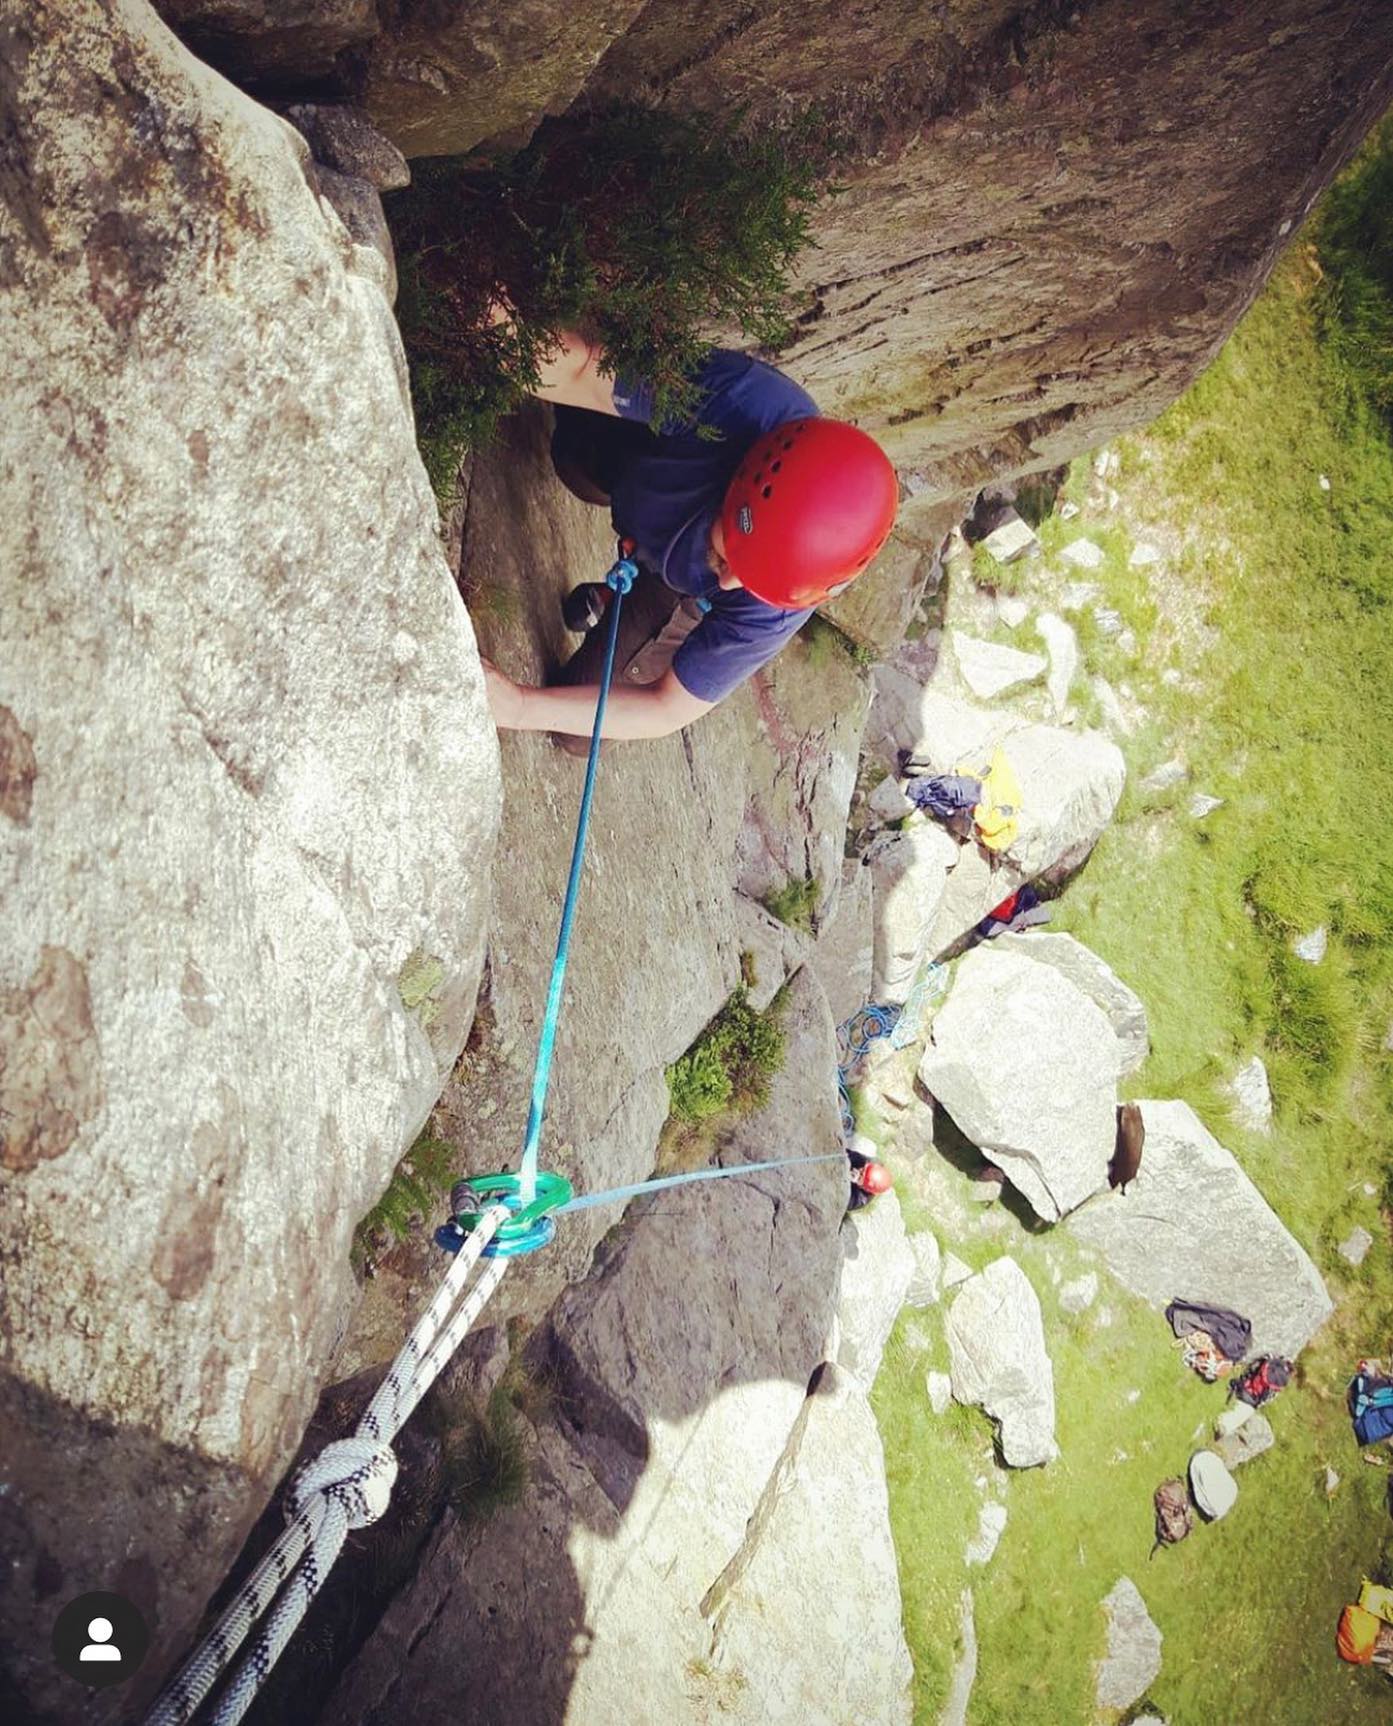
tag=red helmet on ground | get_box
[721,418,899,608]
[853,1160,893,1196]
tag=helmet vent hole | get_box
[762,485,773,499]
[782,440,794,451]
[771,460,782,473]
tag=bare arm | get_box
[484,663,713,741]
[527,324,620,417]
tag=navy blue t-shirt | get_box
[611,351,817,703]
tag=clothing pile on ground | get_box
[902,746,1022,853]
[1166,1298,1252,1382]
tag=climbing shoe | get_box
[562,581,611,634]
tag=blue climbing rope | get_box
[514,543,637,1218]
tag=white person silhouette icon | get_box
[79,1616,121,1662]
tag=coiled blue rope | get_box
[515,547,636,1212]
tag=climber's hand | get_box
[481,659,528,730]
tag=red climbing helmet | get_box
[721,418,899,608]
[853,1160,893,1196]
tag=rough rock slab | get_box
[951,631,1046,700]
[946,1257,1057,1467]
[810,856,875,1024]
[1060,1272,1099,1315]
[1096,1577,1163,1711]
[838,1190,916,1388]
[1215,1412,1275,1469]
[544,968,848,1591]
[919,947,1120,1220]
[705,1365,914,1726]
[825,497,953,655]
[1069,1101,1334,1357]
[737,631,871,926]
[865,823,960,1005]
[733,892,813,1012]
[1339,1226,1374,1267]
[425,402,752,1336]
[991,931,1149,1077]
[326,973,859,1726]
[0,7,499,1715]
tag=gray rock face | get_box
[737,632,871,925]
[865,823,960,1004]
[0,8,499,1714]
[991,931,1149,1077]
[1096,1577,1163,1711]
[946,1257,1057,1467]
[838,1191,916,1388]
[810,857,875,1023]
[919,947,1120,1220]
[705,1366,914,1726]
[733,892,813,1012]
[1068,1101,1334,1356]
[323,972,903,1726]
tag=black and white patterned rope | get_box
[145,1203,511,1726]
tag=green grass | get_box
[353,1131,458,1267]
[873,163,1393,1726]
[761,875,820,932]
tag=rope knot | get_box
[287,1437,398,1531]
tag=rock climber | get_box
[847,1147,893,1213]
[480,325,899,748]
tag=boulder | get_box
[154,0,379,83]
[942,1252,975,1290]
[951,631,1046,700]
[1096,1577,1163,1711]
[1068,1101,1334,1356]
[990,932,1149,1077]
[1339,1226,1374,1267]
[919,947,1121,1220]
[703,1366,915,1726]
[927,1371,954,1415]
[864,824,960,1005]
[965,1500,1008,1566]
[837,1191,917,1388]
[946,1258,1057,1467]
[1229,1054,1274,1133]
[1,7,498,1712]
[1215,1412,1275,1469]
[904,1229,942,1311]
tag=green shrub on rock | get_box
[387,104,825,498]
[666,987,786,1123]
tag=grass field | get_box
[872,128,1393,1726]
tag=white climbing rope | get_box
[144,1203,512,1726]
